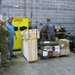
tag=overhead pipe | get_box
[24,0,26,16]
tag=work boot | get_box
[1,63,9,67]
[7,56,12,60]
[10,55,17,58]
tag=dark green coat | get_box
[0,25,10,44]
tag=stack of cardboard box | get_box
[44,46,53,57]
[42,39,70,57]
[42,45,60,57]
[53,46,60,56]
[59,39,70,55]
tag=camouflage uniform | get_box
[0,19,10,65]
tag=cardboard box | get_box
[21,29,40,40]
[59,39,69,48]
[44,46,52,51]
[54,46,60,53]
[60,49,66,55]
[43,50,48,57]
[60,47,70,56]
[65,48,70,55]
[53,51,60,56]
[55,25,61,32]
[48,51,53,56]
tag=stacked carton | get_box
[53,46,60,56]
[41,39,70,57]
[42,45,60,57]
[59,39,70,55]
[21,29,40,62]
[43,46,53,57]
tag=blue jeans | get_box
[8,39,14,56]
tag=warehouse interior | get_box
[0,0,75,75]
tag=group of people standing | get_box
[0,17,55,67]
[0,17,16,67]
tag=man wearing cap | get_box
[6,17,17,60]
[0,18,10,67]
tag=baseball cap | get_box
[6,16,13,20]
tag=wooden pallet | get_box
[38,52,69,60]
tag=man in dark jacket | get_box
[46,18,55,41]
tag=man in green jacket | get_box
[0,18,10,67]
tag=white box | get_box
[54,46,60,53]
[43,50,48,56]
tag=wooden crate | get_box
[22,39,38,62]
[21,29,40,40]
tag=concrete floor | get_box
[0,51,75,75]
